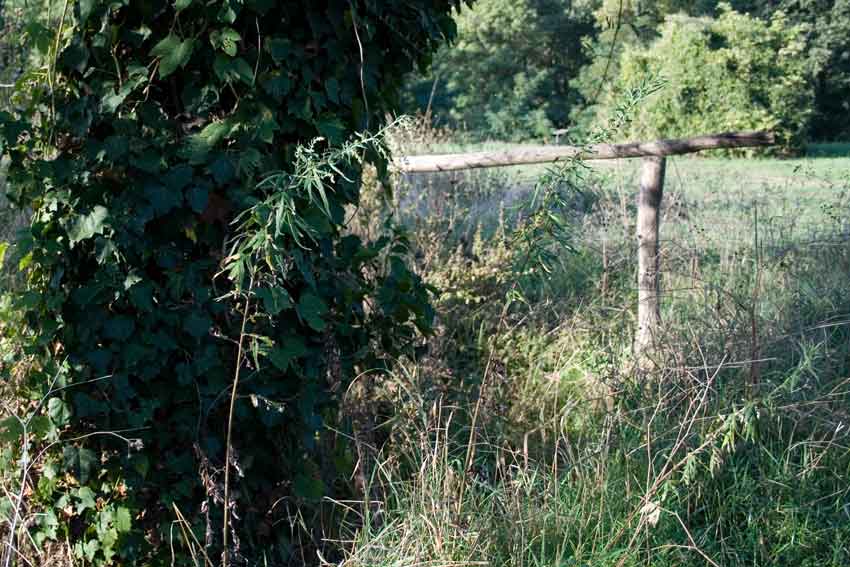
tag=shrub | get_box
[592,4,813,153]
[0,0,465,564]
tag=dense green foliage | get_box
[589,5,813,152]
[402,0,596,141]
[0,0,465,564]
[399,0,850,143]
[773,0,850,139]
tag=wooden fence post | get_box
[634,156,666,362]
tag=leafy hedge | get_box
[0,0,465,564]
[592,4,813,153]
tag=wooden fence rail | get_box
[393,131,775,173]
[394,131,778,364]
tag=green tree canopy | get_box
[588,5,813,152]
[403,0,596,141]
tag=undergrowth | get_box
[337,117,850,567]
[0,113,848,565]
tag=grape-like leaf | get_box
[68,206,109,246]
[297,293,328,331]
[150,34,195,78]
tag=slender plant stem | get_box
[222,283,252,567]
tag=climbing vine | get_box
[0,0,466,564]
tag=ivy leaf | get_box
[182,119,236,164]
[265,37,291,64]
[104,316,136,341]
[79,0,96,24]
[213,54,254,85]
[325,77,340,103]
[68,206,108,246]
[210,28,241,57]
[64,446,97,484]
[143,183,182,217]
[115,507,132,533]
[0,417,22,443]
[315,114,346,145]
[186,186,209,213]
[269,336,307,371]
[254,106,280,144]
[293,474,324,501]
[184,312,211,338]
[297,293,328,331]
[48,398,72,427]
[150,34,195,78]
[78,448,97,484]
[174,0,193,11]
[256,287,293,316]
[260,71,291,101]
[75,487,96,514]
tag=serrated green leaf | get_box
[217,4,237,23]
[29,415,53,439]
[293,474,324,501]
[68,206,109,246]
[213,54,254,85]
[75,486,96,513]
[150,34,195,78]
[269,337,306,371]
[297,293,328,331]
[101,73,147,114]
[236,147,262,176]
[315,114,346,145]
[78,448,96,484]
[0,242,8,269]
[256,287,293,316]
[115,507,132,533]
[48,398,72,427]
[260,71,291,101]
[186,186,209,213]
[210,28,241,56]
[0,417,22,443]
[182,119,236,164]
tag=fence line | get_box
[393,131,776,174]
[395,130,779,365]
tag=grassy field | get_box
[337,139,850,566]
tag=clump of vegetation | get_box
[0,1,467,564]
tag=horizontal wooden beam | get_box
[393,131,776,173]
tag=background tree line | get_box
[402,0,850,145]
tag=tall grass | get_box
[337,123,850,566]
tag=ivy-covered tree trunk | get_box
[0,1,466,564]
